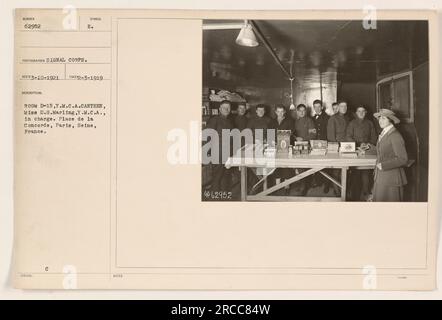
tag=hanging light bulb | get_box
[288,50,295,110]
[289,77,295,110]
[236,20,259,47]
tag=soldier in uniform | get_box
[294,104,316,141]
[327,101,350,196]
[206,100,234,193]
[346,106,378,200]
[247,104,274,144]
[233,103,248,131]
[327,101,350,142]
[292,104,316,195]
[271,104,295,190]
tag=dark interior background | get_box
[203,20,429,201]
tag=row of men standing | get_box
[206,99,379,200]
[230,99,377,145]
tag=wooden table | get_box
[225,144,377,202]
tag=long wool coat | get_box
[373,127,408,201]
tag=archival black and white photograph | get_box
[201,19,429,202]
[7,5,439,294]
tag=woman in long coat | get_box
[372,109,408,201]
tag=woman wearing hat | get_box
[371,109,408,201]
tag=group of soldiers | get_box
[206,99,380,200]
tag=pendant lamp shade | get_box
[236,21,259,47]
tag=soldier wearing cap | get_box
[370,109,408,202]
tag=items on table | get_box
[292,141,310,156]
[309,140,328,156]
[259,140,371,158]
[276,130,291,154]
[339,142,358,158]
[327,142,340,154]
